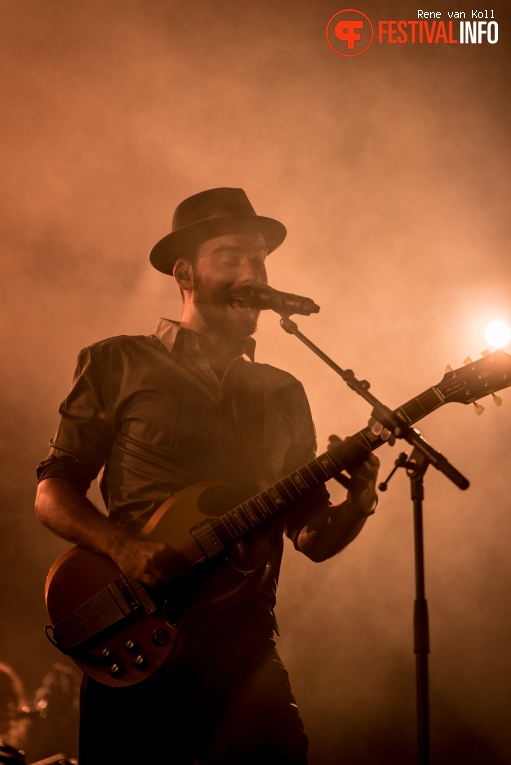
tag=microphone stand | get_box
[378,448,432,765]
[277,314,470,765]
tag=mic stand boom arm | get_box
[279,317,469,491]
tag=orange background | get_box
[1,1,510,762]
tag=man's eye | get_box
[218,258,239,268]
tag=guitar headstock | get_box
[437,348,511,407]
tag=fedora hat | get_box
[149,187,287,275]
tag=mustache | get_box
[193,282,258,306]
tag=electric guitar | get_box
[44,349,511,687]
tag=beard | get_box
[192,273,260,341]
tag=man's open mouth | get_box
[227,297,254,311]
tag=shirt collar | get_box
[153,318,256,362]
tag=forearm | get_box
[35,477,188,587]
[35,477,133,561]
[296,496,375,562]
[297,434,380,561]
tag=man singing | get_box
[35,187,380,764]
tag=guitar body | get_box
[45,481,271,688]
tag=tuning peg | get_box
[492,393,502,407]
[464,357,473,365]
[473,402,485,415]
[481,349,491,357]
[444,364,454,373]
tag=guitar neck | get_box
[354,382,445,454]
[209,383,445,546]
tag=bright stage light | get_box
[484,320,511,349]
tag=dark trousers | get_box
[79,610,309,764]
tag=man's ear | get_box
[173,258,193,290]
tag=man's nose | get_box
[237,257,266,283]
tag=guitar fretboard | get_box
[207,383,446,546]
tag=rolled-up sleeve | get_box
[36,346,114,493]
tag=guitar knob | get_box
[492,393,503,406]
[109,663,124,678]
[124,639,139,655]
[464,357,473,365]
[152,629,170,647]
[100,647,115,662]
[134,654,148,670]
[473,402,485,415]
[444,364,454,373]
[481,349,491,357]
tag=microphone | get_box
[239,284,320,317]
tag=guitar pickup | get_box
[191,521,225,559]
[52,579,144,652]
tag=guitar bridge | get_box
[51,578,148,652]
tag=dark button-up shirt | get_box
[37,319,330,612]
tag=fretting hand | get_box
[327,434,380,516]
[368,416,396,446]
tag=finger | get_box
[368,417,384,436]
[368,417,397,446]
[350,457,379,482]
[327,435,343,454]
[378,429,396,446]
[349,459,380,488]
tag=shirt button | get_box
[204,365,210,371]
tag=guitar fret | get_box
[281,475,304,500]
[394,405,413,423]
[314,456,333,479]
[214,505,255,541]
[240,501,259,525]
[398,391,443,425]
[290,471,309,494]
[260,490,280,511]
[308,461,329,483]
[230,509,249,534]
[318,452,342,478]
[248,497,267,522]
[298,466,316,489]
[222,510,241,538]
[214,515,237,541]
[397,400,427,423]
[358,430,378,450]
[419,389,445,412]
[274,480,294,502]
[254,495,272,517]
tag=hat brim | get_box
[149,215,287,275]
